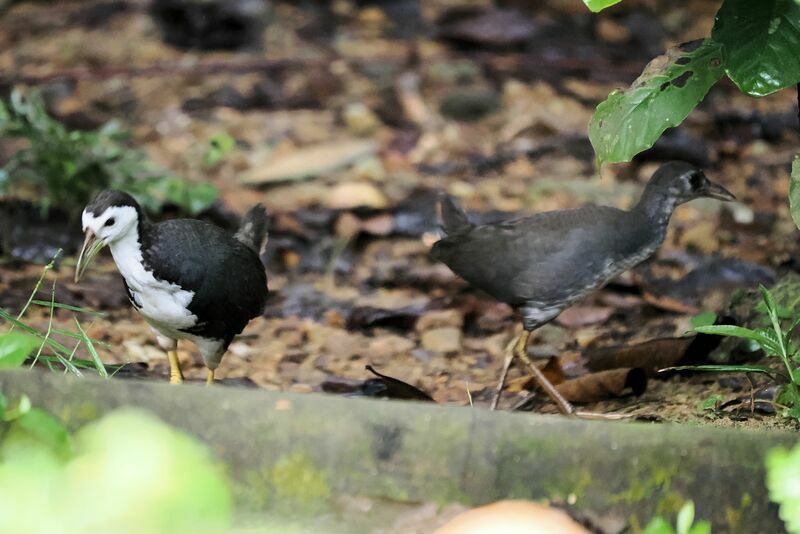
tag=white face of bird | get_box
[75,205,139,282]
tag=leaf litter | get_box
[1,0,799,431]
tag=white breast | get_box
[109,230,198,337]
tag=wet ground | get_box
[2,0,800,430]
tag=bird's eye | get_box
[688,172,703,189]
[105,217,115,227]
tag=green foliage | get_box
[203,132,236,167]
[767,443,800,533]
[0,89,217,216]
[589,40,725,165]
[0,408,232,533]
[690,311,718,329]
[712,0,800,97]
[666,364,777,379]
[0,252,115,376]
[693,286,800,420]
[582,0,622,12]
[642,501,711,534]
[699,394,725,411]
[0,332,38,369]
[587,0,800,165]
[789,154,800,230]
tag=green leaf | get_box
[12,407,72,458]
[676,501,695,534]
[712,0,800,96]
[582,0,623,12]
[690,311,718,329]
[3,393,31,421]
[766,444,800,533]
[642,516,675,534]
[661,364,777,379]
[700,394,725,411]
[0,332,39,369]
[694,324,780,354]
[589,39,725,165]
[790,154,800,231]
[203,132,236,167]
[688,521,711,534]
[760,285,780,317]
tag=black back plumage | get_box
[140,218,268,343]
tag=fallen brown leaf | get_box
[556,305,615,329]
[555,368,647,403]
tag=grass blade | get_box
[11,250,61,329]
[29,300,106,316]
[30,279,57,369]
[0,307,72,355]
[73,318,108,378]
[660,364,778,379]
[50,328,111,348]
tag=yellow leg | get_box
[513,330,575,415]
[167,349,184,384]
[206,369,215,386]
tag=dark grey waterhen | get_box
[75,190,268,384]
[431,161,736,414]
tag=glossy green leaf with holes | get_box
[589,39,725,165]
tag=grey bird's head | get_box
[646,161,736,206]
[75,190,143,282]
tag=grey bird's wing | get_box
[431,204,651,307]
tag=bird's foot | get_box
[206,369,215,386]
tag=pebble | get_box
[344,102,382,136]
[416,309,464,332]
[421,327,462,354]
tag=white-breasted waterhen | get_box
[431,161,736,414]
[75,190,269,385]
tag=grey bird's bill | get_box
[704,181,736,202]
[74,230,105,283]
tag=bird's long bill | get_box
[74,230,105,283]
[705,181,736,202]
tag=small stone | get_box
[421,327,462,354]
[367,335,416,361]
[328,182,388,209]
[439,87,500,122]
[344,102,382,136]
[415,309,464,333]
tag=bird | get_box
[74,190,269,385]
[431,161,736,414]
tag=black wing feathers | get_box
[142,219,268,342]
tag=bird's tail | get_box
[234,204,269,254]
[437,194,472,235]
